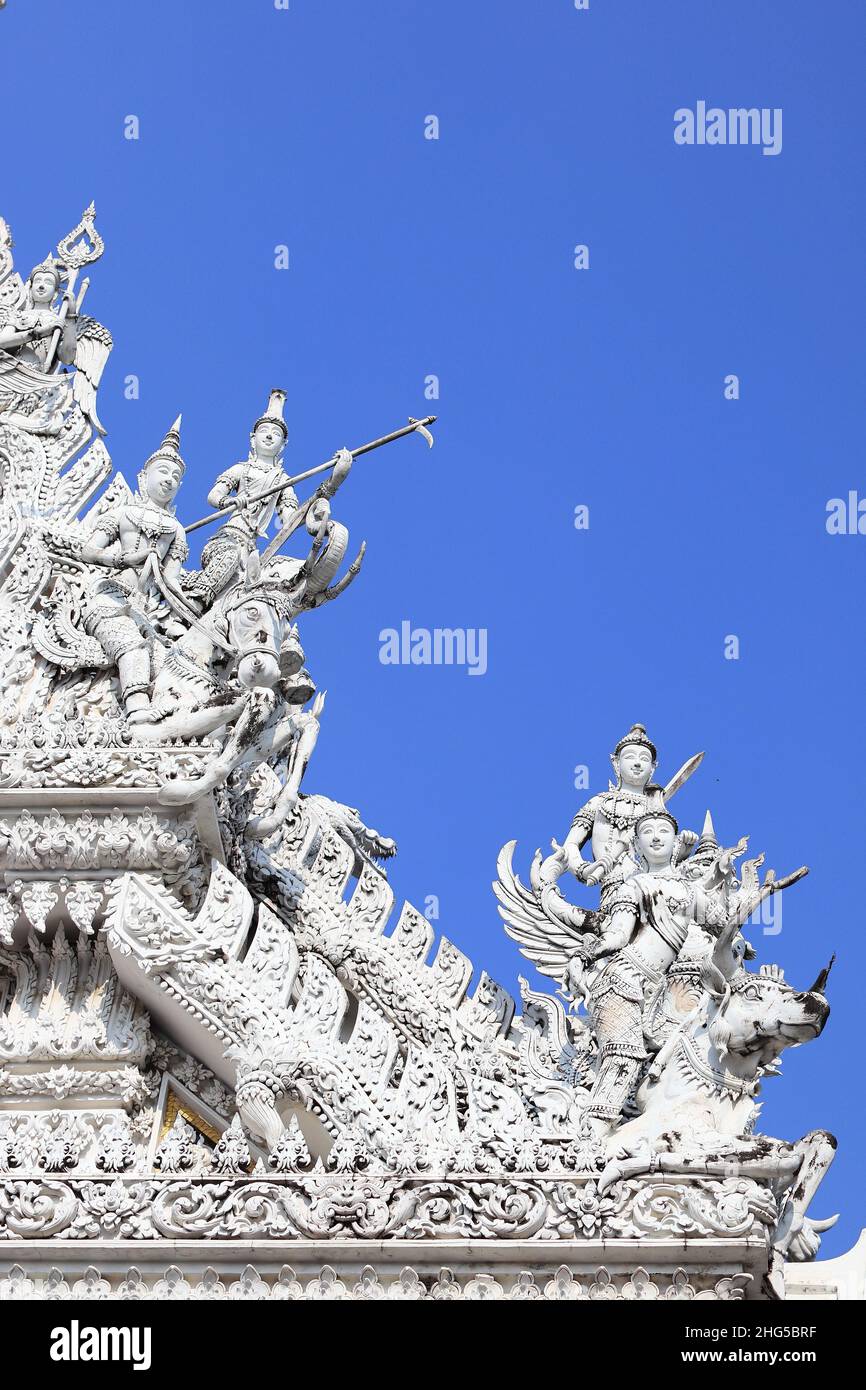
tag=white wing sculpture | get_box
[72,316,113,435]
[493,839,596,990]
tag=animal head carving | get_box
[699,921,832,1073]
[223,591,288,690]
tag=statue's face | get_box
[636,816,676,865]
[143,459,183,506]
[253,422,285,459]
[30,270,58,305]
[616,742,655,788]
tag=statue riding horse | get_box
[137,521,364,815]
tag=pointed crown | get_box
[29,254,66,289]
[142,415,185,475]
[613,723,657,761]
[253,388,288,439]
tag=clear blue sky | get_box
[2,1,864,1257]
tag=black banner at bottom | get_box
[3,1293,857,1378]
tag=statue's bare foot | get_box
[126,708,160,726]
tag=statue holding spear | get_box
[184,389,435,612]
[185,388,305,612]
[126,399,436,807]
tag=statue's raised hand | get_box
[318,447,352,500]
[332,447,353,482]
[579,860,607,887]
[536,839,569,889]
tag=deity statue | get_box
[0,206,112,436]
[0,257,79,369]
[186,389,353,613]
[568,811,720,1132]
[11,318,433,799]
[496,745,809,1136]
[535,725,699,915]
[34,420,189,722]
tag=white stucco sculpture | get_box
[0,204,850,1302]
[496,724,836,1267]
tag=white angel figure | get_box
[0,205,112,436]
[495,811,807,1136]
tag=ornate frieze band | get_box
[0,1173,776,1246]
[0,1260,752,1301]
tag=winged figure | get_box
[496,807,807,1137]
[0,206,112,437]
[494,839,596,994]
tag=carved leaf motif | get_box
[544,1266,585,1300]
[622,1267,660,1300]
[352,1265,386,1300]
[190,1269,228,1301]
[116,1268,147,1300]
[63,879,103,935]
[509,1271,543,1300]
[1,1179,79,1236]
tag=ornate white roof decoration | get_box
[0,203,847,1301]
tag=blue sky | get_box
[2,1,864,1256]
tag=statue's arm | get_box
[164,527,189,582]
[207,466,241,509]
[0,317,59,351]
[591,903,638,958]
[80,520,121,566]
[0,325,31,349]
[561,799,607,882]
[56,304,79,366]
[564,804,595,859]
[275,485,300,527]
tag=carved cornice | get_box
[0,1256,754,1301]
[0,1173,777,1246]
[0,719,219,792]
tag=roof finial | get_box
[695,809,718,855]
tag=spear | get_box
[184,415,437,542]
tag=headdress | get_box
[613,723,657,761]
[137,416,185,496]
[28,254,66,290]
[634,809,679,837]
[253,388,288,439]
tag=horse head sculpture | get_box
[146,522,364,808]
[214,521,364,691]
